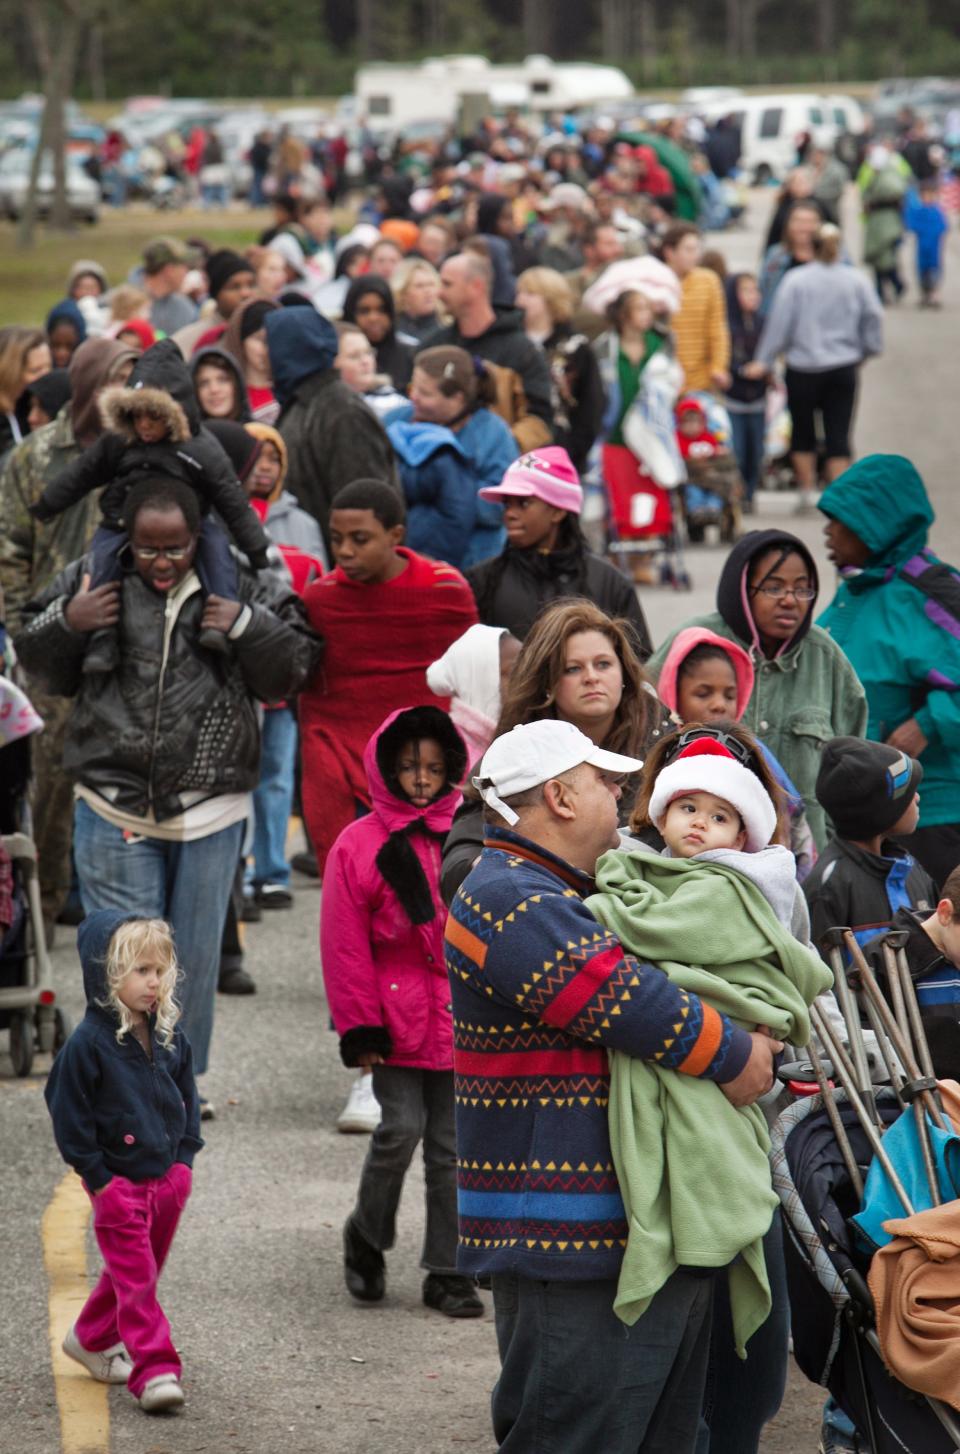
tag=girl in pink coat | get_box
[321,705,483,1319]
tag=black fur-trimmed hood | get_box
[106,337,202,437]
[98,384,192,443]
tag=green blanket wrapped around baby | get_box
[586,844,832,1355]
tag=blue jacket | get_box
[904,193,949,273]
[387,407,515,569]
[445,826,752,1283]
[818,455,960,827]
[44,909,203,1192]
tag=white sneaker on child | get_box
[139,1374,185,1413]
[62,1325,132,1383]
[336,1073,381,1134]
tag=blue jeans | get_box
[73,799,244,1075]
[247,706,297,889]
[490,1269,714,1453]
[728,409,766,501]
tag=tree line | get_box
[1,0,958,103]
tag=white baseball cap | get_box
[473,720,643,826]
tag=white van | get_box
[696,92,861,181]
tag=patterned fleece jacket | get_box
[444,825,753,1283]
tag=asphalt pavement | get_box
[2,186,957,1454]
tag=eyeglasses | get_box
[132,546,192,561]
[664,725,757,770]
[750,583,817,601]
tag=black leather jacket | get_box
[16,555,321,821]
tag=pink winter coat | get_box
[320,709,464,1071]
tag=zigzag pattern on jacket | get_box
[446,827,746,1281]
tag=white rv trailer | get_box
[354,54,635,130]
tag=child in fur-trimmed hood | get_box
[29,338,271,669]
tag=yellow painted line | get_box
[42,1171,110,1453]
[286,812,304,854]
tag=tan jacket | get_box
[868,1078,960,1411]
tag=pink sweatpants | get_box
[76,1163,191,1398]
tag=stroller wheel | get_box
[674,570,693,591]
[53,1008,72,1055]
[9,1010,35,1077]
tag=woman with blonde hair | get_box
[0,325,52,454]
[516,266,604,473]
[391,256,443,342]
[440,597,668,898]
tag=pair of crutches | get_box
[804,927,960,1451]
[805,927,946,1211]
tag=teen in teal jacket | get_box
[818,454,960,885]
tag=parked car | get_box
[0,150,99,223]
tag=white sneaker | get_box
[336,1073,381,1134]
[62,1325,132,1384]
[139,1374,184,1413]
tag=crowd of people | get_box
[0,116,958,1449]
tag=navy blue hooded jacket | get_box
[265,305,398,551]
[45,296,88,348]
[44,909,203,1193]
[264,306,338,409]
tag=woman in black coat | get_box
[464,445,651,654]
[342,274,415,391]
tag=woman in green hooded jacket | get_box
[646,529,867,850]
[818,453,960,886]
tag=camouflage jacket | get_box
[0,406,99,637]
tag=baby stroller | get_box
[0,675,70,1077]
[771,927,960,1453]
[603,446,691,590]
[676,393,743,546]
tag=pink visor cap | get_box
[478,446,584,515]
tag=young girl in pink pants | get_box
[45,909,202,1414]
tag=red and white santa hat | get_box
[648,737,776,852]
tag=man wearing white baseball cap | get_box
[445,718,781,1454]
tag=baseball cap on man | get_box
[479,447,584,515]
[473,720,642,826]
[142,237,201,275]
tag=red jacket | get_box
[299,548,477,873]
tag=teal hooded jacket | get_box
[818,455,960,827]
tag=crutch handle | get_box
[900,1075,939,1104]
[821,926,850,950]
[881,929,910,952]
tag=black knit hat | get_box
[816,737,923,840]
[206,249,254,301]
[239,298,278,341]
[203,419,261,482]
